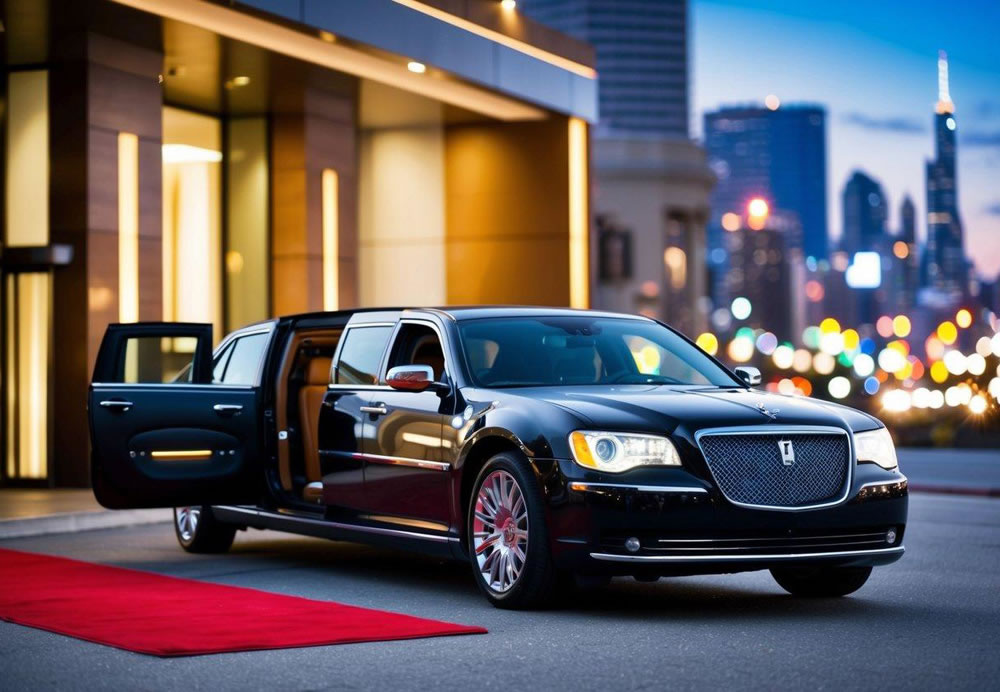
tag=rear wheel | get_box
[770,565,873,597]
[173,506,237,554]
[468,453,558,609]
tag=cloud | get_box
[841,112,925,134]
[962,130,1000,147]
[985,202,1000,216]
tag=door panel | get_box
[362,321,455,527]
[89,323,266,509]
[363,389,453,525]
[317,389,372,512]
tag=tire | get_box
[173,506,237,554]
[770,565,873,597]
[468,453,558,609]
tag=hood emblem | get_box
[756,402,780,421]
[779,439,795,465]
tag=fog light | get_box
[886,528,897,545]
[625,537,641,553]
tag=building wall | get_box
[359,125,448,306]
[443,118,574,306]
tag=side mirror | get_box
[734,366,762,387]
[386,365,437,392]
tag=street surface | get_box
[2,492,999,691]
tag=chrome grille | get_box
[697,429,850,509]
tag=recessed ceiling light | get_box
[407,61,426,74]
[501,0,517,10]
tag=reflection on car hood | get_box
[507,385,880,434]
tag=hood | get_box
[506,385,881,435]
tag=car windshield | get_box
[458,316,741,388]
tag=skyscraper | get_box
[703,104,828,262]
[523,0,715,335]
[523,0,689,137]
[841,170,888,255]
[840,170,888,326]
[924,51,966,296]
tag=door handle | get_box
[360,405,388,416]
[99,400,134,412]
[213,404,244,416]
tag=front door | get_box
[363,321,455,527]
[317,323,395,512]
[89,322,267,509]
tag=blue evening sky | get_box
[691,0,1000,277]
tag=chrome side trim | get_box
[320,450,451,472]
[694,425,854,512]
[590,545,905,563]
[568,482,708,495]
[214,506,459,543]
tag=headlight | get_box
[569,431,681,473]
[854,428,898,470]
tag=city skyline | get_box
[692,0,1000,278]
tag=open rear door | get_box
[89,322,265,509]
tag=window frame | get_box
[378,319,453,386]
[214,331,272,387]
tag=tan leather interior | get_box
[411,335,445,380]
[274,329,341,491]
[299,356,332,485]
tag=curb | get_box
[908,484,1000,498]
[0,509,172,540]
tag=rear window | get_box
[335,326,393,385]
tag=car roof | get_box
[273,305,653,327]
[426,306,650,322]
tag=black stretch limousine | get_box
[89,307,907,608]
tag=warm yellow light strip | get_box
[567,117,589,309]
[391,0,596,79]
[150,450,214,460]
[118,132,140,323]
[322,168,339,312]
[109,0,546,121]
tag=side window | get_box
[120,337,195,384]
[335,326,393,385]
[386,324,446,381]
[216,333,270,386]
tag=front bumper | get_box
[541,459,908,576]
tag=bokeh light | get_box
[892,315,911,338]
[937,321,958,345]
[828,376,851,399]
[731,297,752,320]
[955,309,972,329]
[695,332,719,356]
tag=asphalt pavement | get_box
[2,492,999,691]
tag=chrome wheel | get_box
[473,470,528,593]
[176,506,201,542]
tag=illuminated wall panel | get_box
[568,117,590,309]
[118,132,140,323]
[322,168,340,311]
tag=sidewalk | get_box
[897,448,1000,497]
[0,489,170,540]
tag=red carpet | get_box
[0,548,486,656]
